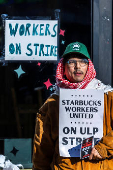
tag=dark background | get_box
[0,0,91,139]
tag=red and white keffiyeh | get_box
[56,58,96,89]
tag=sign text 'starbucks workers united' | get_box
[59,89,104,157]
[5,20,58,60]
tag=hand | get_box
[89,147,102,160]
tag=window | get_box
[0,0,91,168]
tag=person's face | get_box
[64,56,88,83]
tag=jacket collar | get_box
[53,78,113,95]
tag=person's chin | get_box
[73,77,83,83]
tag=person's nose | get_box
[74,61,80,69]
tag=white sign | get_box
[5,20,58,60]
[59,88,104,157]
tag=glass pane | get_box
[0,0,91,168]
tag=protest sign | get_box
[59,88,104,157]
[5,20,58,60]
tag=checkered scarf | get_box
[56,58,96,89]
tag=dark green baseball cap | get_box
[62,42,90,59]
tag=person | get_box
[32,42,113,170]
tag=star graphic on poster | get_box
[61,40,65,44]
[10,147,19,156]
[50,87,53,91]
[14,65,25,78]
[37,62,41,66]
[59,29,65,36]
[44,79,53,90]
